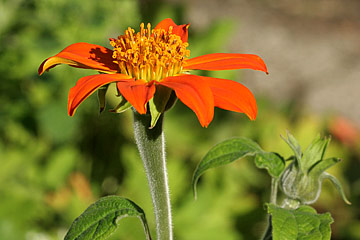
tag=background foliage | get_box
[0,0,359,239]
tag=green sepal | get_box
[97,85,109,114]
[110,95,132,113]
[321,173,351,205]
[308,157,340,178]
[281,131,302,170]
[302,136,330,174]
[149,85,173,128]
[64,196,152,240]
[267,203,333,240]
[163,90,177,112]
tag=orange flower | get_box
[39,18,268,127]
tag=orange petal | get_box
[155,18,189,42]
[158,75,214,127]
[202,76,257,120]
[116,80,156,114]
[68,74,132,116]
[183,53,268,73]
[39,42,119,75]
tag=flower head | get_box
[39,18,268,127]
[110,22,189,82]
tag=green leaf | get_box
[255,152,285,178]
[267,204,333,240]
[192,137,285,199]
[192,138,261,198]
[97,85,109,114]
[110,96,132,113]
[302,136,330,173]
[64,196,151,240]
[318,212,334,240]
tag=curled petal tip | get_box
[247,113,257,121]
[38,60,49,76]
[38,43,119,76]
[38,65,43,76]
[263,66,269,75]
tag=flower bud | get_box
[279,132,350,208]
[280,162,322,205]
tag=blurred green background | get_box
[1,0,359,239]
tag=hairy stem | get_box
[270,178,278,205]
[132,110,172,240]
[261,178,278,240]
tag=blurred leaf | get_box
[267,204,333,240]
[189,20,234,58]
[192,138,285,198]
[64,196,151,240]
[44,147,78,189]
[37,103,78,143]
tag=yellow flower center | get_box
[110,23,190,82]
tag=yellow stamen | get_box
[111,23,190,82]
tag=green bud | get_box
[280,132,351,207]
[280,162,322,205]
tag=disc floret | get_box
[110,23,190,82]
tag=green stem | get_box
[132,110,173,240]
[261,178,278,240]
[261,216,273,240]
[270,178,278,205]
